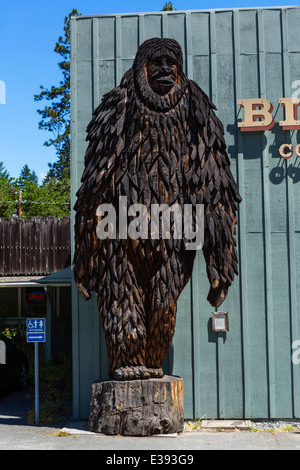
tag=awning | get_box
[0,267,72,287]
[34,266,72,286]
[0,275,45,287]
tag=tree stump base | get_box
[88,375,184,436]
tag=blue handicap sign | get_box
[26,318,46,343]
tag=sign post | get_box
[34,342,39,425]
[26,318,46,425]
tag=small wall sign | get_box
[212,312,229,333]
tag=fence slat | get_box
[0,217,71,276]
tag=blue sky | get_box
[0,0,299,183]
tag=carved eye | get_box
[153,58,162,66]
[167,59,176,67]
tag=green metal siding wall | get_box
[70,7,300,419]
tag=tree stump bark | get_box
[88,375,184,436]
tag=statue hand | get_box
[207,285,228,308]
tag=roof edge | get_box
[71,6,299,20]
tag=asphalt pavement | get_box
[1,389,300,451]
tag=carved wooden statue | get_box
[74,38,241,381]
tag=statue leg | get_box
[97,242,150,380]
[144,249,195,378]
[145,302,177,378]
[145,266,178,378]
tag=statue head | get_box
[132,37,187,111]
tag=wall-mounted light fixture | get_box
[212,312,229,333]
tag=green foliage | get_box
[0,161,70,219]
[0,162,13,181]
[27,349,73,425]
[162,1,174,10]
[16,164,38,189]
[0,326,30,359]
[18,180,70,219]
[34,9,81,185]
[1,327,19,340]
[0,162,17,218]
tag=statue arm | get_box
[188,80,242,307]
[73,84,128,300]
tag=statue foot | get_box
[148,368,164,378]
[111,365,150,381]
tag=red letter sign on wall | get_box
[237,98,300,131]
[279,98,300,130]
[237,99,275,132]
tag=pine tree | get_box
[16,164,38,190]
[162,2,174,11]
[0,162,17,218]
[34,9,81,183]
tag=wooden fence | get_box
[0,217,71,275]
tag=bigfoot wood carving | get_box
[74,38,241,381]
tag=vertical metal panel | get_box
[169,282,194,418]
[71,7,300,419]
[257,8,276,418]
[70,16,80,419]
[233,9,251,418]
[185,13,193,80]
[282,8,300,418]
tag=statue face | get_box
[146,53,178,95]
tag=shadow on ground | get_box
[0,388,34,425]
